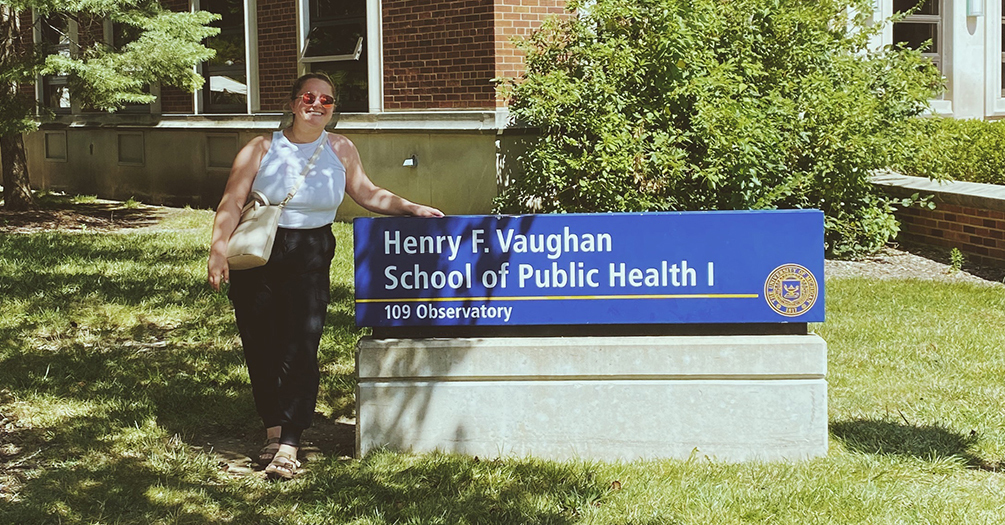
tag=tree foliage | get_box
[1,0,218,209]
[496,0,944,257]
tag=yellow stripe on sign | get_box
[356,293,759,304]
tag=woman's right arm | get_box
[207,135,271,291]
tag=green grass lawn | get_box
[2,205,1005,524]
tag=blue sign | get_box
[354,210,824,327]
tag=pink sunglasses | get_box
[298,92,335,108]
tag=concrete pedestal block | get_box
[356,335,827,462]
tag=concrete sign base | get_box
[356,335,827,462]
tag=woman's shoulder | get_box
[326,132,355,149]
[326,132,360,160]
[246,133,274,151]
[245,133,276,159]
[230,133,274,170]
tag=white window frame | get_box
[193,0,256,115]
[33,10,78,114]
[302,37,363,63]
[986,0,1005,115]
[298,0,383,113]
[247,0,260,112]
[884,0,951,115]
[894,4,943,71]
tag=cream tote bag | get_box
[226,134,326,270]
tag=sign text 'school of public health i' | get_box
[353,210,825,327]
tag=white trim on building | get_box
[246,0,260,113]
[367,0,383,113]
[875,0,1005,119]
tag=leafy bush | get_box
[894,117,1005,186]
[496,0,943,257]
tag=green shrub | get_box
[894,117,1005,185]
[496,0,943,258]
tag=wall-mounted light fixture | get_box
[967,0,985,16]
[402,154,418,168]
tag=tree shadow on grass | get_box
[294,450,612,524]
[830,418,999,471]
[0,226,617,524]
[1,414,281,524]
[2,413,608,524]
[0,228,613,524]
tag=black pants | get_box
[228,225,335,448]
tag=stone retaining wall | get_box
[873,172,1005,267]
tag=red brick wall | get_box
[383,0,496,109]
[159,87,194,113]
[896,204,1005,267]
[382,0,563,110]
[17,10,32,48]
[257,0,299,111]
[494,0,565,104]
[16,1,567,114]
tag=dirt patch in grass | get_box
[0,202,182,234]
[195,416,357,479]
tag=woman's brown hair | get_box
[288,72,336,101]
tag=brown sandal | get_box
[257,437,281,467]
[264,451,300,480]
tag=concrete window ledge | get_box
[42,109,513,134]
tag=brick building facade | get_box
[20,0,565,212]
[45,0,564,115]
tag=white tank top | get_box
[251,131,347,229]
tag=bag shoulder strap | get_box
[279,131,327,208]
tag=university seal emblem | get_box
[764,264,819,317]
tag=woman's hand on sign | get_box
[408,203,444,218]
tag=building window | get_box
[39,13,72,113]
[1001,1,1005,97]
[893,0,942,72]
[302,0,368,112]
[109,21,152,113]
[202,0,248,113]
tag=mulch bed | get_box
[826,243,1005,286]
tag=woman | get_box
[207,73,442,480]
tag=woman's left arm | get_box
[333,134,444,217]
